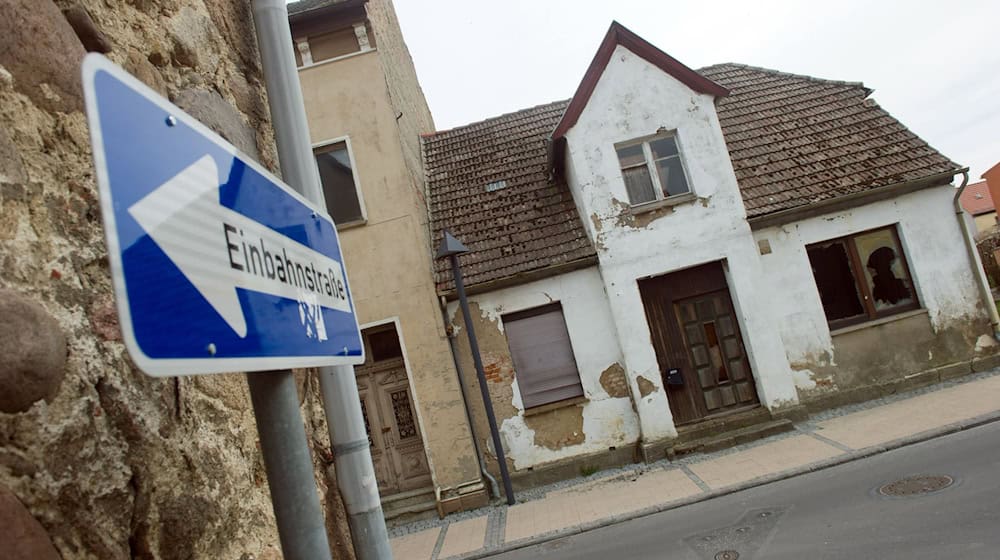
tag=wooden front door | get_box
[356,325,432,496]
[639,262,759,425]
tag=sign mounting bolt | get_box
[206,343,217,356]
[165,115,177,127]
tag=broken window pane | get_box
[854,229,914,310]
[807,240,865,322]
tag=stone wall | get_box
[0,1,352,558]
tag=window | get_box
[615,133,691,205]
[502,303,584,409]
[314,140,364,226]
[806,226,919,329]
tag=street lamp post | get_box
[437,231,516,506]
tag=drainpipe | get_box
[440,298,501,501]
[953,168,1000,340]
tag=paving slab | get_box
[438,515,488,559]
[390,526,440,560]
[815,374,1000,449]
[687,434,841,489]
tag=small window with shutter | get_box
[503,303,584,409]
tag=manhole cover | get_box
[879,475,954,497]
[715,551,740,560]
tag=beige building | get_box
[289,0,487,517]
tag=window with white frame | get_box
[503,303,585,409]
[313,140,364,226]
[615,133,691,205]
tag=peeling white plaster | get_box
[976,334,998,352]
[791,369,818,391]
[563,44,799,440]
[755,186,986,369]
[449,268,641,470]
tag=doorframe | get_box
[358,316,439,491]
[636,257,769,423]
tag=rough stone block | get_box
[0,290,67,413]
[124,48,167,97]
[972,353,1000,373]
[934,360,973,381]
[173,88,259,160]
[0,486,61,560]
[62,3,113,54]
[0,127,26,184]
[0,0,86,113]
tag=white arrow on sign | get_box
[128,155,351,338]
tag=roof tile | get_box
[423,101,594,292]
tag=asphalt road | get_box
[492,421,1000,560]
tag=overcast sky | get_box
[388,0,998,179]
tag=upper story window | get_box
[294,21,375,68]
[314,140,365,227]
[806,225,919,330]
[615,133,691,206]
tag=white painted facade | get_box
[446,41,987,471]
[754,184,987,390]
[561,44,799,441]
[447,267,640,470]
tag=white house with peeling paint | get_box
[420,22,998,486]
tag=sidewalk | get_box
[389,370,1000,560]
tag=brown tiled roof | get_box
[424,63,962,291]
[699,63,961,218]
[960,180,994,215]
[423,100,594,292]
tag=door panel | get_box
[356,375,396,493]
[638,262,759,425]
[354,325,432,497]
[375,367,432,493]
[674,291,759,416]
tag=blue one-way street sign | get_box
[82,54,364,376]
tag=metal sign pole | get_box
[246,2,340,559]
[247,373,333,559]
[252,1,391,559]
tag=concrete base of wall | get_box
[510,445,639,491]
[436,486,489,517]
[803,353,1000,413]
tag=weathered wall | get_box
[298,14,482,497]
[973,211,997,233]
[562,44,798,442]
[365,0,435,205]
[0,1,361,559]
[446,267,639,471]
[754,185,994,404]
